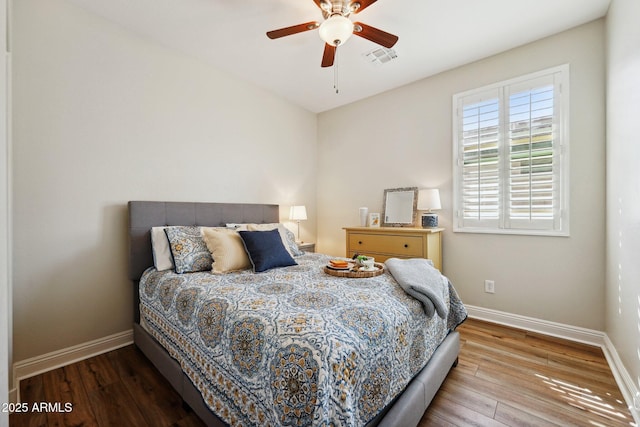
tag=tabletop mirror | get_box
[382,187,418,227]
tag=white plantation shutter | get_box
[453,65,569,236]
[460,93,500,227]
[506,78,558,230]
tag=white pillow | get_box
[226,223,249,231]
[151,226,174,271]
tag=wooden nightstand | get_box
[343,227,443,271]
[297,242,316,253]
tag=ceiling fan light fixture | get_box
[318,14,354,46]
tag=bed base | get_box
[128,201,460,427]
[133,323,459,427]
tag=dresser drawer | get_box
[348,233,424,257]
[344,226,444,271]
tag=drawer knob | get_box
[404,244,409,248]
[358,241,363,245]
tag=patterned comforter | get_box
[139,252,467,426]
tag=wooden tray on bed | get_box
[323,262,385,278]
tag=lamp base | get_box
[421,213,438,228]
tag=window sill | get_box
[453,227,569,237]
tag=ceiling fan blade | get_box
[353,22,398,48]
[321,43,336,67]
[266,21,320,39]
[351,0,377,13]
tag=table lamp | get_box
[289,205,307,242]
[417,189,441,228]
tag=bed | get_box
[128,201,466,427]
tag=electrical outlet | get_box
[484,280,495,294]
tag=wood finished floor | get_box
[10,318,636,427]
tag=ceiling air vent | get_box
[363,47,398,66]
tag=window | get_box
[453,65,569,236]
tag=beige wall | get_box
[317,20,606,330]
[605,0,640,405]
[1,0,9,420]
[11,0,317,361]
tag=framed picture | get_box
[368,212,381,227]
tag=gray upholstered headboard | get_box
[127,201,280,282]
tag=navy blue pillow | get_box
[239,229,297,273]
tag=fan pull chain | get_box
[334,44,340,94]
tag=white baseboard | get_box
[466,305,639,424]
[8,386,17,406]
[602,334,640,425]
[11,329,133,403]
[466,305,606,346]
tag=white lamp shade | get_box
[417,189,442,211]
[318,15,354,46]
[289,205,308,221]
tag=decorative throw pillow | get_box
[239,229,297,273]
[281,225,305,256]
[247,223,304,257]
[151,226,174,271]
[164,226,212,274]
[202,228,251,273]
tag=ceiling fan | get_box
[266,0,399,68]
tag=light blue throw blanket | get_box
[385,257,449,318]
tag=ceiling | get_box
[66,0,611,113]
